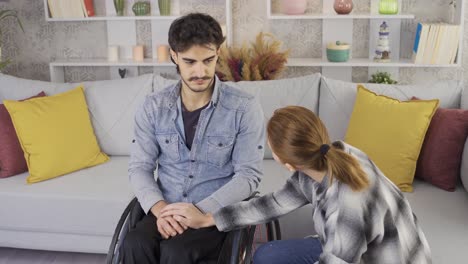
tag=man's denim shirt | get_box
[129,76,265,214]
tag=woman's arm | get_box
[213,172,309,231]
[160,172,309,231]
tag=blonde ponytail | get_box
[325,142,369,191]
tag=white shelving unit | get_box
[45,0,233,82]
[267,0,465,82]
[45,15,181,21]
[269,13,415,20]
[286,58,461,67]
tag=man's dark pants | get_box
[121,213,226,264]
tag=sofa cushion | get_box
[412,100,468,191]
[0,73,154,156]
[0,92,45,178]
[0,156,133,238]
[82,74,153,155]
[4,87,109,183]
[319,76,462,141]
[461,139,468,192]
[404,180,468,264]
[0,73,75,100]
[461,89,468,193]
[345,86,439,192]
[153,74,322,159]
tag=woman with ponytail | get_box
[161,106,432,264]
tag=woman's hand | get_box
[160,203,215,229]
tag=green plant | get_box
[0,9,24,71]
[114,0,125,16]
[369,71,397,84]
[216,32,290,81]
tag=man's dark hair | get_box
[168,13,225,53]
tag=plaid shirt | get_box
[214,142,432,264]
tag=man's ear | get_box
[170,49,177,63]
[284,163,296,173]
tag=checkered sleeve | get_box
[213,172,309,231]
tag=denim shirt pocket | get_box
[206,135,235,168]
[156,133,181,164]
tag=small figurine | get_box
[374,21,391,62]
[118,68,127,79]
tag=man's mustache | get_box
[189,76,211,81]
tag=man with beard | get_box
[122,13,265,264]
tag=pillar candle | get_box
[133,45,144,61]
[157,45,169,62]
[107,46,119,62]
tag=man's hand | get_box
[151,201,188,239]
[160,203,215,229]
[156,215,187,239]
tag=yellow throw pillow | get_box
[4,86,109,183]
[345,85,439,192]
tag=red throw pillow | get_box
[412,97,468,191]
[0,92,46,178]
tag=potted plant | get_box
[368,71,397,84]
[0,9,24,71]
[216,32,290,82]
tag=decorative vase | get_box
[133,1,151,16]
[281,0,307,15]
[113,0,124,16]
[158,0,171,16]
[379,0,398,15]
[334,0,353,15]
[326,41,351,62]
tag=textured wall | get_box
[0,0,466,85]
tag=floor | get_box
[0,248,106,264]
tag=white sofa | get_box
[0,73,467,264]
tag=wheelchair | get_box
[106,196,281,264]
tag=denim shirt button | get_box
[165,139,169,144]
[189,175,193,179]
[258,145,263,149]
[218,143,223,147]
[183,193,187,197]
[191,159,195,163]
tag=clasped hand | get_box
[160,203,212,229]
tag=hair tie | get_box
[320,144,330,156]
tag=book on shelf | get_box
[81,0,95,17]
[412,22,460,65]
[48,0,94,18]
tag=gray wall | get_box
[0,0,467,85]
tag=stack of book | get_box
[48,0,95,18]
[412,22,460,65]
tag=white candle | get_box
[107,46,119,62]
[133,45,144,61]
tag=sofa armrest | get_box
[461,139,468,193]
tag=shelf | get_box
[286,58,460,67]
[46,15,180,22]
[269,13,415,20]
[50,58,174,67]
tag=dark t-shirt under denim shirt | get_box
[182,101,209,150]
[129,76,265,214]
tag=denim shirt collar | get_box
[172,75,221,141]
